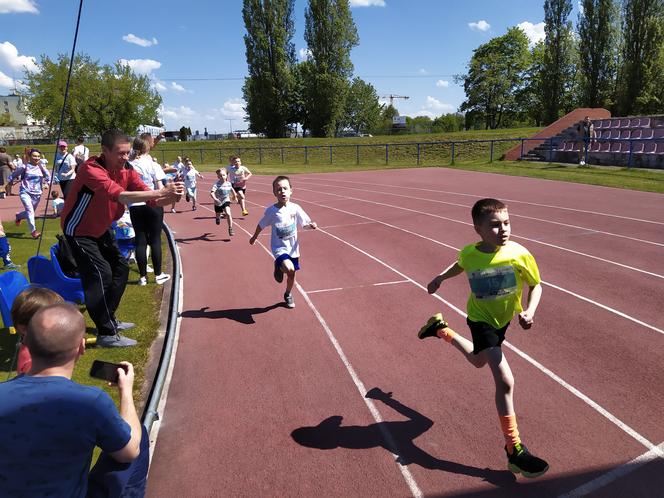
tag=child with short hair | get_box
[228,156,252,216]
[11,286,64,374]
[249,176,317,308]
[51,190,64,217]
[418,198,548,478]
[210,168,237,236]
[183,158,204,211]
[0,220,19,269]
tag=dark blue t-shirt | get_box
[0,375,131,497]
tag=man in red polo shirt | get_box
[61,129,183,347]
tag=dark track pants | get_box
[66,230,128,336]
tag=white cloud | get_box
[118,58,161,75]
[153,81,167,92]
[424,96,455,113]
[122,34,158,47]
[0,0,38,14]
[436,80,449,88]
[220,99,246,119]
[162,105,195,120]
[419,68,428,75]
[298,47,312,61]
[468,20,490,32]
[517,21,545,46]
[350,0,386,6]
[170,82,186,92]
[0,41,38,73]
[0,69,15,88]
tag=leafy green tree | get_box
[577,0,619,108]
[458,27,531,129]
[23,54,161,137]
[340,77,381,134]
[432,113,464,133]
[242,0,297,138]
[615,0,664,115]
[541,0,575,123]
[516,40,547,126]
[303,0,359,137]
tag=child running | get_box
[183,158,204,211]
[249,176,317,308]
[51,191,64,217]
[0,220,19,269]
[418,198,548,478]
[228,155,252,216]
[210,168,237,236]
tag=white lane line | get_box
[292,179,664,248]
[558,441,664,498]
[251,181,664,281]
[202,202,424,498]
[293,176,664,226]
[321,221,377,230]
[248,189,664,336]
[312,225,659,454]
[307,280,410,294]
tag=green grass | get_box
[0,217,163,410]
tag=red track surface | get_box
[14,167,657,498]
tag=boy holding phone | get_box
[0,304,149,497]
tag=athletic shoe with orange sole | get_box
[417,313,448,339]
[506,443,549,478]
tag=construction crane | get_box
[381,94,410,107]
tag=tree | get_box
[541,0,575,123]
[339,77,381,134]
[303,0,359,137]
[179,126,191,141]
[23,54,161,137]
[516,40,547,126]
[242,0,297,138]
[577,0,619,108]
[615,0,664,115]
[458,27,531,129]
[432,113,464,133]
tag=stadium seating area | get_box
[551,115,664,168]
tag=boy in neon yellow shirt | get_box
[418,198,548,478]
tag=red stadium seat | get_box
[653,128,664,139]
[610,130,620,139]
[639,117,651,128]
[601,130,611,139]
[599,141,611,152]
[643,142,657,154]
[656,142,664,154]
[630,129,642,139]
[631,142,645,153]
[610,142,622,153]
[620,130,630,139]
[601,119,611,128]
[619,118,631,128]
[610,119,621,128]
[641,129,654,139]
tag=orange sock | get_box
[500,414,521,453]
[435,326,455,343]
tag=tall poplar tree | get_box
[541,0,574,123]
[577,0,619,108]
[302,0,359,137]
[615,0,664,115]
[242,0,297,138]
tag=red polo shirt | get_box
[61,155,150,237]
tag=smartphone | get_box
[89,360,127,383]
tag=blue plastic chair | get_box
[0,271,30,327]
[28,253,84,304]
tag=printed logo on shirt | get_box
[275,221,296,240]
[467,265,517,300]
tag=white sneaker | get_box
[170,208,176,213]
[146,264,154,273]
[138,276,147,286]
[155,273,171,285]
[579,160,585,166]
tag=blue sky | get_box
[0,0,579,134]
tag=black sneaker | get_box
[274,265,284,283]
[417,313,448,339]
[506,443,549,478]
[215,217,220,225]
[284,292,295,308]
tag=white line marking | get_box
[295,176,664,226]
[558,441,664,498]
[307,280,410,294]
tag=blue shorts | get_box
[275,254,299,272]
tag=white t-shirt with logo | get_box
[128,155,165,207]
[211,180,233,205]
[258,202,311,258]
[229,165,250,187]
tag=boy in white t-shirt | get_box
[183,158,204,211]
[210,168,237,236]
[249,176,317,308]
[228,155,252,216]
[51,191,64,217]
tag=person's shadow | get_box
[175,232,217,244]
[291,388,516,488]
[180,303,284,325]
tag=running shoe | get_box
[114,320,136,331]
[3,261,19,270]
[274,265,284,283]
[242,209,249,216]
[417,313,448,339]
[185,193,190,203]
[14,214,21,226]
[228,227,234,236]
[155,273,171,285]
[31,230,41,239]
[146,264,154,273]
[138,276,147,286]
[215,217,220,225]
[506,443,549,478]
[170,208,176,213]
[284,292,295,308]
[96,334,137,348]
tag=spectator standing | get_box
[73,136,89,169]
[0,146,12,199]
[0,304,149,497]
[54,140,77,198]
[577,116,595,165]
[10,148,50,239]
[61,129,182,347]
[7,154,21,196]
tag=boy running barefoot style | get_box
[228,156,252,216]
[210,168,237,236]
[419,198,548,478]
[249,176,317,308]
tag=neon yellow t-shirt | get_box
[458,241,541,329]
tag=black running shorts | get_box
[467,318,509,354]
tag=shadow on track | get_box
[291,387,516,488]
[174,233,218,244]
[180,303,284,325]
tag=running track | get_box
[146,168,664,497]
